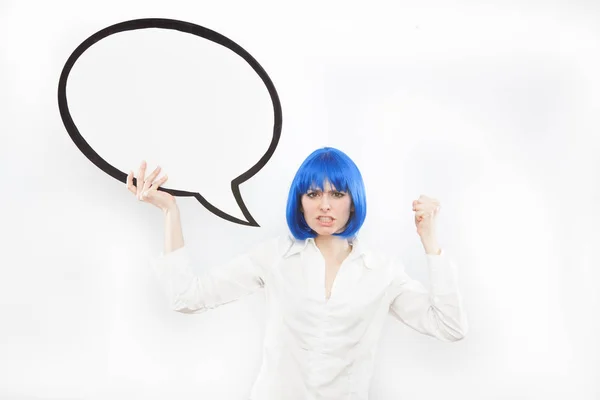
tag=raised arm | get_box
[163,205,184,254]
[127,160,272,314]
[150,231,282,314]
[388,251,468,342]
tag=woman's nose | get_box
[320,197,331,211]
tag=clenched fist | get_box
[412,195,440,238]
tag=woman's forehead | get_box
[308,179,340,190]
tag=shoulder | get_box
[353,236,411,280]
[363,251,389,268]
[352,236,394,272]
[246,233,296,263]
[362,251,397,276]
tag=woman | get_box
[126,147,468,400]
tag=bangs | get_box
[296,153,350,193]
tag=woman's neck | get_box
[314,234,352,259]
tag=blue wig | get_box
[286,147,367,240]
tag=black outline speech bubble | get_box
[58,18,282,227]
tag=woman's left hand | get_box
[413,195,440,238]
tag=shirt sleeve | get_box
[148,237,281,314]
[388,249,469,342]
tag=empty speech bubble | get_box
[58,18,282,226]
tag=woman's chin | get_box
[311,225,340,236]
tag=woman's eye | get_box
[306,191,345,198]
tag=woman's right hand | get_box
[126,160,177,212]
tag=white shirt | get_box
[150,234,468,400]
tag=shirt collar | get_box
[283,234,375,269]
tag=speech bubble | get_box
[58,18,282,226]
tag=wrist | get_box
[420,236,440,255]
[424,246,441,255]
[163,204,179,216]
[419,234,437,245]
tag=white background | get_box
[1,0,599,399]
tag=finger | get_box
[144,175,168,197]
[143,165,161,192]
[153,174,168,188]
[126,171,137,195]
[416,210,434,218]
[137,161,147,199]
[414,204,434,212]
[420,201,437,210]
[143,174,169,198]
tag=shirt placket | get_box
[306,246,356,399]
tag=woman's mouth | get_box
[317,216,335,226]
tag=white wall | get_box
[1,1,599,399]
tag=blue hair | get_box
[286,147,367,240]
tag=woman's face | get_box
[300,180,353,236]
